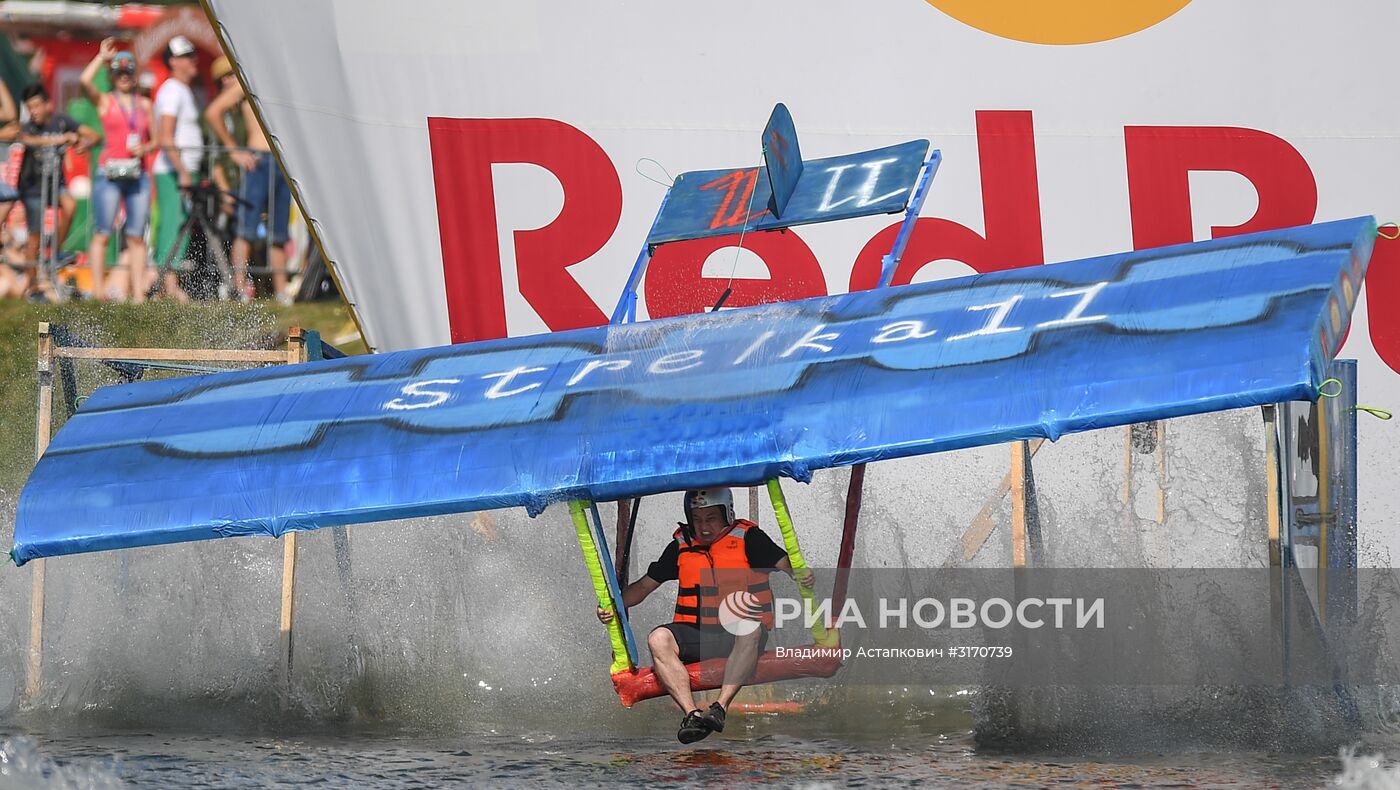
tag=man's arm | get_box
[74,122,99,154]
[203,82,256,170]
[597,575,659,623]
[620,575,661,608]
[774,555,815,589]
[20,128,77,148]
[157,113,189,186]
[745,526,814,587]
[0,77,16,125]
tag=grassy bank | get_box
[0,299,365,497]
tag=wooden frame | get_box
[25,323,310,706]
[952,439,1044,567]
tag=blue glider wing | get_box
[11,217,1377,564]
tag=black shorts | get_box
[20,187,68,235]
[656,622,768,664]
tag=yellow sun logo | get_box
[926,0,1193,45]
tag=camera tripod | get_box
[155,180,252,301]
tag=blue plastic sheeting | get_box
[761,103,803,218]
[646,139,928,246]
[11,217,1376,564]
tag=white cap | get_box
[166,36,195,58]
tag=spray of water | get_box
[3,303,1400,775]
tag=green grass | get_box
[0,298,365,497]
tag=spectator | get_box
[0,78,20,235]
[205,58,293,303]
[206,56,244,217]
[17,83,96,300]
[80,38,156,302]
[0,78,22,298]
[152,35,201,302]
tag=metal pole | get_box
[609,191,670,325]
[876,151,942,289]
[265,150,274,291]
[36,151,53,292]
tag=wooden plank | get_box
[959,438,1046,564]
[1316,399,1330,624]
[278,531,298,686]
[1010,441,1028,569]
[277,327,306,697]
[26,323,54,703]
[54,347,289,363]
[1155,421,1167,524]
[1122,425,1133,505]
[1263,405,1282,569]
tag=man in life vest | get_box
[597,487,814,744]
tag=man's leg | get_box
[231,236,252,297]
[716,628,764,709]
[269,169,292,300]
[0,264,17,298]
[20,193,41,295]
[153,174,191,302]
[647,626,700,714]
[269,243,288,303]
[152,173,185,272]
[56,192,74,251]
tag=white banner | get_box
[208,0,1399,549]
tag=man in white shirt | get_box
[151,35,201,301]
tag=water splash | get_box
[1335,745,1400,789]
[0,736,124,789]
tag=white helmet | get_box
[684,488,734,526]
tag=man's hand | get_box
[596,605,615,625]
[795,567,815,590]
[177,170,192,188]
[98,37,117,63]
[231,149,257,172]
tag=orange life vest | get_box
[672,518,775,630]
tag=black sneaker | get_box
[700,702,726,733]
[678,709,711,744]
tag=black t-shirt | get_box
[19,114,80,191]
[646,524,788,583]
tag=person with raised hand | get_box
[80,37,156,302]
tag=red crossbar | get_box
[611,643,844,707]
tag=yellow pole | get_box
[766,479,836,647]
[570,501,631,674]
